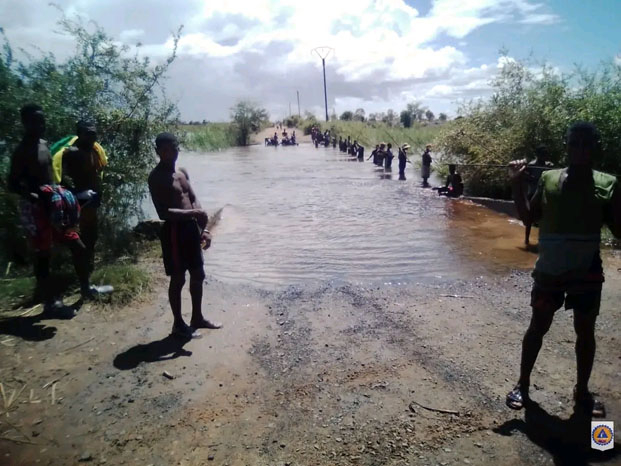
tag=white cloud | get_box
[1,0,564,120]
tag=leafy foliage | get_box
[230,101,269,146]
[0,14,180,266]
[436,56,621,198]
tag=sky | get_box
[1,0,620,121]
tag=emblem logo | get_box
[591,422,614,451]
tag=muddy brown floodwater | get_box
[2,142,620,466]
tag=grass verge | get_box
[181,123,236,152]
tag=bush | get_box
[435,56,621,198]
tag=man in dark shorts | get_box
[8,104,95,316]
[148,132,222,339]
[506,122,621,418]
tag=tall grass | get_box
[182,123,236,152]
[318,120,443,153]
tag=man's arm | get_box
[179,168,207,230]
[608,184,621,238]
[60,147,78,192]
[148,173,205,224]
[7,148,32,199]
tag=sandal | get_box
[506,384,529,410]
[574,388,606,418]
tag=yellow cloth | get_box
[52,136,108,183]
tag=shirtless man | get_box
[8,104,93,316]
[148,133,222,338]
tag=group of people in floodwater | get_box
[266,126,297,146]
[326,131,464,197]
[8,102,621,422]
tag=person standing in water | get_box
[148,133,222,338]
[384,143,394,170]
[398,144,410,180]
[505,122,621,418]
[421,144,432,187]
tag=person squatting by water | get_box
[421,144,432,187]
[148,132,223,339]
[8,104,111,317]
[436,164,464,197]
[505,122,621,418]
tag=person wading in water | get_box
[148,133,222,339]
[398,144,410,180]
[421,144,432,187]
[505,122,621,418]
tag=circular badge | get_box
[592,424,613,446]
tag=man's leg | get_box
[518,307,555,388]
[507,291,558,409]
[34,251,52,304]
[67,238,90,293]
[189,267,222,329]
[573,308,597,398]
[79,207,98,275]
[169,272,186,327]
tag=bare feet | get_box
[171,322,202,339]
[190,317,223,329]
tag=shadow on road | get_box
[113,334,192,370]
[494,401,618,466]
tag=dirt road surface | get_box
[1,249,620,465]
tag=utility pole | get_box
[296,90,301,117]
[312,47,333,122]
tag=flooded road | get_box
[171,143,536,287]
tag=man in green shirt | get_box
[506,122,621,418]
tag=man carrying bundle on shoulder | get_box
[505,122,621,419]
[51,120,113,296]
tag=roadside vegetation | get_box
[181,123,236,152]
[435,55,621,199]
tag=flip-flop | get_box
[574,388,606,418]
[506,385,528,410]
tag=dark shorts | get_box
[531,284,601,315]
[160,221,204,277]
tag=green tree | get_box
[340,110,353,121]
[425,109,435,121]
[400,110,412,128]
[230,101,269,146]
[438,113,448,122]
[353,108,366,122]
